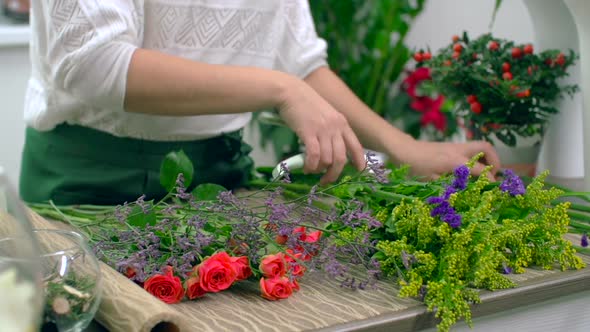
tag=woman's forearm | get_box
[124,48,291,116]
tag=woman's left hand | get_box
[391,140,501,181]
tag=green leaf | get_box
[160,150,194,192]
[127,206,157,228]
[192,183,227,201]
[203,222,217,233]
[495,130,517,147]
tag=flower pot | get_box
[490,135,541,177]
[466,126,541,177]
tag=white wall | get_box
[406,0,533,51]
[0,45,29,187]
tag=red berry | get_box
[472,53,479,60]
[453,43,463,52]
[413,52,424,62]
[452,51,461,59]
[452,35,460,42]
[545,58,554,66]
[466,95,477,104]
[489,41,499,51]
[471,102,482,114]
[516,89,531,98]
[555,53,566,66]
[524,44,534,55]
[489,123,502,130]
[527,66,534,75]
[422,52,432,60]
[444,60,453,66]
[502,62,511,73]
[503,72,513,81]
[512,47,523,59]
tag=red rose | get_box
[290,279,300,292]
[259,253,287,278]
[198,252,237,293]
[291,227,322,243]
[285,250,306,277]
[292,226,306,239]
[143,267,185,304]
[260,277,293,301]
[124,266,136,279]
[229,256,252,281]
[185,277,207,300]
[304,230,322,243]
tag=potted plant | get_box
[414,32,578,174]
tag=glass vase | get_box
[0,166,44,332]
[34,229,103,332]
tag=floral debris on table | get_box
[29,151,589,332]
[388,66,459,141]
[413,32,578,147]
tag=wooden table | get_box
[85,252,589,332]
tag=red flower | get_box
[197,252,237,293]
[260,277,293,301]
[292,226,322,243]
[290,279,300,292]
[410,95,443,113]
[124,267,136,279]
[229,256,252,281]
[402,67,431,98]
[420,108,447,133]
[185,277,207,300]
[143,266,185,304]
[285,249,306,277]
[259,253,287,278]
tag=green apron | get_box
[19,124,254,205]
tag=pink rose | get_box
[198,252,237,292]
[143,267,185,304]
[260,277,293,301]
[259,253,287,278]
[185,277,207,300]
[229,256,252,281]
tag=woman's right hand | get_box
[276,76,366,184]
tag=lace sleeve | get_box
[38,0,144,110]
[275,0,328,78]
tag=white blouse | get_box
[24,0,328,141]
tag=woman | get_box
[20,0,500,205]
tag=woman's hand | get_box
[276,77,366,184]
[391,139,502,180]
